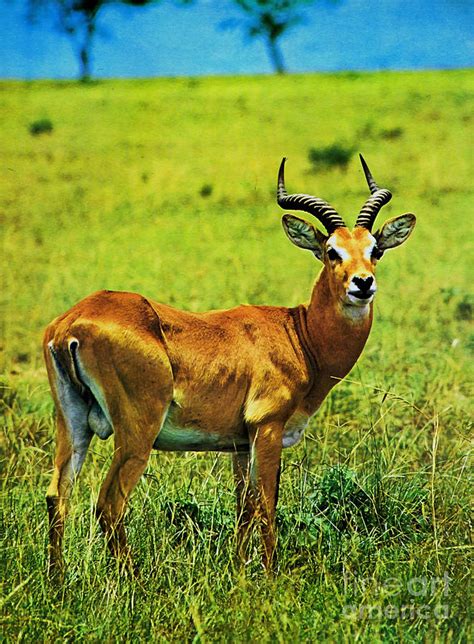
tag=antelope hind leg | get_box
[95,443,158,573]
[45,350,92,578]
[93,391,171,573]
[46,413,92,574]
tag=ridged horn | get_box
[356,154,392,230]
[277,158,346,234]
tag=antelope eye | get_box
[371,245,383,260]
[327,247,341,261]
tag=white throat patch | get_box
[342,301,371,321]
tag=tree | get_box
[27,0,191,82]
[226,0,316,74]
[25,0,136,81]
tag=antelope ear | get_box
[374,213,416,251]
[282,214,327,261]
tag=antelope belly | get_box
[153,416,248,452]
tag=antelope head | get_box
[278,155,416,315]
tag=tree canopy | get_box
[27,0,189,81]
[227,0,316,74]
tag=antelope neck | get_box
[304,267,373,380]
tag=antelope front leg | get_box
[249,422,284,571]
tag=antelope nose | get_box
[352,276,374,292]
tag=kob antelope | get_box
[44,155,415,573]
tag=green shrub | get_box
[29,118,53,136]
[278,464,429,547]
[308,142,354,171]
[200,183,213,197]
[380,126,404,140]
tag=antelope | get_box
[44,155,415,574]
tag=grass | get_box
[1,70,473,641]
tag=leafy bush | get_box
[380,126,404,140]
[200,183,213,198]
[440,287,473,320]
[29,118,53,136]
[308,143,354,171]
[161,464,429,557]
[309,464,373,531]
[278,464,429,547]
[455,294,472,321]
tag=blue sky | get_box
[1,0,473,79]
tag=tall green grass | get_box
[1,70,472,641]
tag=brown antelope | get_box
[44,155,415,573]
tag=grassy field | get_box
[1,70,473,641]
